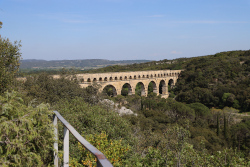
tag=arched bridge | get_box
[75,70,182,98]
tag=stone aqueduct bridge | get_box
[73,69,182,98]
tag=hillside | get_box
[88,50,250,112]
[20,59,151,69]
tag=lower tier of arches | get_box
[80,77,177,98]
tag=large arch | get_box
[159,80,167,95]
[168,79,174,89]
[121,83,132,96]
[148,81,157,95]
[102,84,117,97]
[135,82,146,96]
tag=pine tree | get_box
[217,114,220,136]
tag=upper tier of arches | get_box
[75,70,182,83]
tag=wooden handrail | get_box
[53,110,113,167]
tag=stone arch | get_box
[99,77,102,82]
[159,80,167,95]
[120,76,123,80]
[142,75,145,78]
[121,83,132,96]
[148,81,157,94]
[134,75,137,79]
[115,77,118,80]
[87,78,91,82]
[164,73,166,76]
[150,74,153,78]
[93,78,97,82]
[168,79,174,89]
[154,74,157,77]
[102,84,117,97]
[158,74,160,77]
[104,77,108,81]
[147,75,149,78]
[135,82,146,96]
[129,76,132,79]
[138,75,141,78]
[110,77,113,81]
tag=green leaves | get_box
[0,36,21,94]
[0,91,54,166]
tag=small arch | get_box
[147,75,149,78]
[110,77,113,81]
[142,75,145,78]
[158,74,160,77]
[161,74,163,77]
[87,78,91,82]
[164,73,166,76]
[80,78,84,83]
[124,76,128,80]
[151,74,153,78]
[93,78,97,82]
[154,74,157,77]
[99,77,102,82]
[138,75,141,78]
[120,76,123,80]
[134,75,136,79]
[115,77,118,80]
[129,76,132,79]
[104,77,108,81]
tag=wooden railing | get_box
[53,111,113,167]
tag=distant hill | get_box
[20,59,152,69]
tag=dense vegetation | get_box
[1,21,250,166]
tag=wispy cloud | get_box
[148,15,165,18]
[37,13,95,24]
[174,20,249,24]
[171,51,182,54]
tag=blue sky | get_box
[0,0,250,60]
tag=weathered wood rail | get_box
[53,111,113,167]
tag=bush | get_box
[0,91,54,166]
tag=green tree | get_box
[0,23,22,94]
[0,91,54,166]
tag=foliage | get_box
[0,34,21,93]
[78,131,130,166]
[0,91,54,166]
[53,97,134,162]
